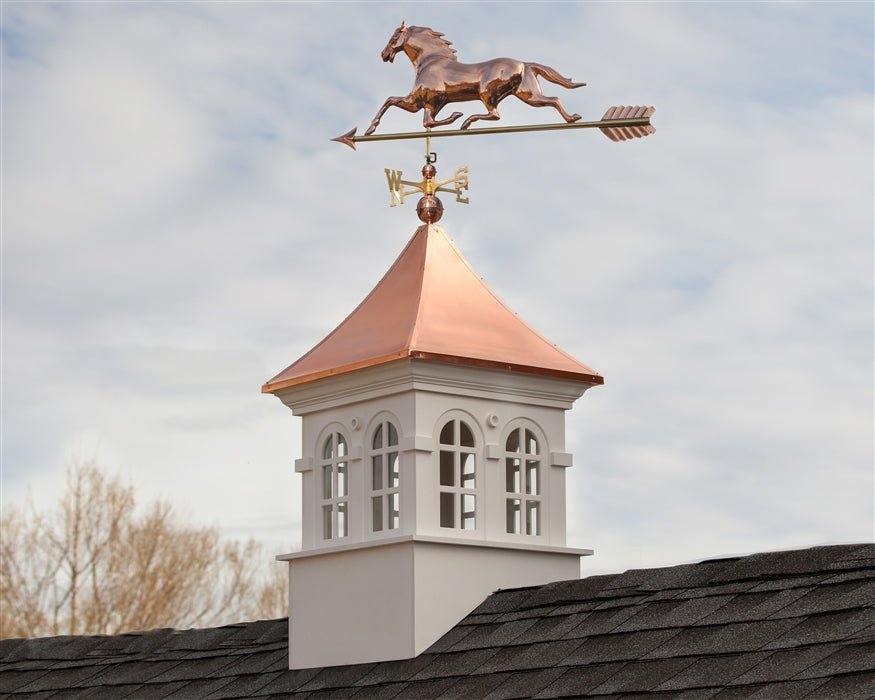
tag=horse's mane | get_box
[408,26,457,60]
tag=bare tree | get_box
[0,462,288,639]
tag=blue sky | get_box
[2,1,873,576]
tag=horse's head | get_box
[381,21,408,63]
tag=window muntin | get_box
[320,432,349,540]
[505,426,542,536]
[438,418,477,530]
[370,420,400,532]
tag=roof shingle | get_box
[1,544,872,698]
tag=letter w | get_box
[385,168,404,206]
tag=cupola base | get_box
[278,536,589,669]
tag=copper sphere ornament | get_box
[416,195,443,223]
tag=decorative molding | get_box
[350,445,363,462]
[277,533,593,561]
[550,451,573,468]
[276,359,591,414]
[409,366,588,407]
[401,435,434,453]
[294,457,314,473]
[485,444,502,461]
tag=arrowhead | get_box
[331,127,358,150]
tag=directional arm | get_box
[385,168,428,206]
[434,166,469,204]
[384,163,470,212]
[334,109,655,150]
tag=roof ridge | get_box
[411,226,598,375]
[262,228,427,391]
[405,225,431,351]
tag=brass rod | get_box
[352,117,652,145]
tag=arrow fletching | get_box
[600,106,655,142]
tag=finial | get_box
[416,161,444,223]
[416,195,443,224]
[351,24,655,220]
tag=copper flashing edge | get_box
[261,352,411,394]
[262,351,602,395]
[408,352,603,385]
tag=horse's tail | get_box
[526,62,586,89]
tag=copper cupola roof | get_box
[262,224,602,393]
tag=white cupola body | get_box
[264,224,601,669]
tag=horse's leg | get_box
[422,99,463,129]
[460,99,501,130]
[365,95,421,135]
[514,70,581,123]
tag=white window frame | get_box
[437,415,479,531]
[319,431,350,541]
[504,423,544,536]
[369,419,400,533]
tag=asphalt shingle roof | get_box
[1,544,873,698]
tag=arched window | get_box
[505,426,541,536]
[320,431,349,540]
[370,420,400,532]
[438,418,477,530]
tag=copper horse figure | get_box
[364,23,586,135]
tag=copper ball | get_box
[416,195,444,223]
[421,163,437,179]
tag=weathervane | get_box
[333,22,655,223]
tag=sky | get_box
[2,1,873,578]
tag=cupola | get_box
[264,223,602,669]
